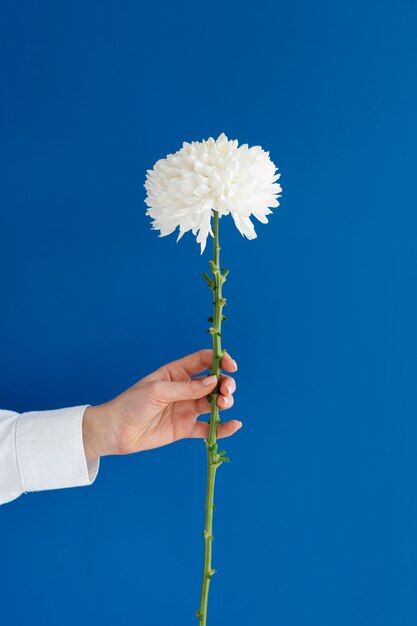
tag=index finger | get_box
[169,348,238,378]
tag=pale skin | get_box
[82,348,241,462]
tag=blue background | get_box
[1,1,417,625]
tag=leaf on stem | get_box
[202,272,214,289]
[217,450,231,463]
[208,260,218,273]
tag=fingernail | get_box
[203,374,217,386]
[232,359,238,371]
[237,421,243,428]
[225,383,233,395]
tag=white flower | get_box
[144,132,282,254]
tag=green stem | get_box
[197,210,229,626]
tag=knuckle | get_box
[146,380,160,399]
[219,394,234,409]
[170,361,187,379]
[200,348,213,363]
[222,383,235,396]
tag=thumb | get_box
[153,375,218,403]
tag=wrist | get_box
[83,403,118,461]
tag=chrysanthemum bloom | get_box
[144,132,282,254]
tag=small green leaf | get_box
[202,272,214,289]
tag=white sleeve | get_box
[0,405,100,505]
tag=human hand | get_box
[82,349,241,462]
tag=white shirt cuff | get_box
[0,410,24,504]
[16,405,100,493]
